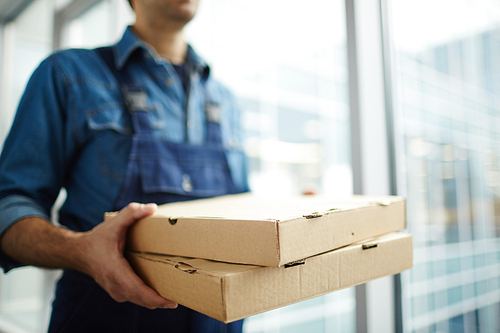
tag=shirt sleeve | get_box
[0,55,70,272]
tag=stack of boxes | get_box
[120,193,412,323]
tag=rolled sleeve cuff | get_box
[0,195,50,272]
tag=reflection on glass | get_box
[1,0,354,332]
[0,2,58,332]
[187,0,352,199]
[390,0,500,331]
[187,1,354,332]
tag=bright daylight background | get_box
[0,0,500,332]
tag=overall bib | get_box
[47,48,244,333]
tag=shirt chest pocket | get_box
[86,105,131,135]
[85,106,132,182]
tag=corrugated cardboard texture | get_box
[278,198,406,264]
[128,217,280,266]
[128,232,413,323]
[124,193,406,266]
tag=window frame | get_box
[0,0,402,332]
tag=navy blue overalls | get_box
[47,47,245,333]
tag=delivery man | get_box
[0,0,248,331]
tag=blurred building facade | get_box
[393,8,500,333]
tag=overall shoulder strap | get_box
[95,47,151,134]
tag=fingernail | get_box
[143,203,157,211]
[164,302,178,309]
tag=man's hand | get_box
[78,202,178,310]
[0,202,177,310]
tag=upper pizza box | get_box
[118,193,406,267]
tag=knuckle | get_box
[129,287,155,309]
[112,294,127,303]
[126,202,141,211]
[103,271,115,284]
[104,274,126,301]
[107,285,119,297]
[130,289,144,304]
[108,285,128,303]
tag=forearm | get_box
[0,217,88,274]
[0,204,176,309]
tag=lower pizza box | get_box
[127,232,413,323]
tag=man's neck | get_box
[132,22,188,65]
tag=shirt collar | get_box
[114,26,144,70]
[114,26,210,80]
[185,44,211,81]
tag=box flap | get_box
[130,253,259,276]
[152,193,405,221]
[338,232,413,287]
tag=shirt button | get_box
[182,174,193,192]
[187,120,194,128]
[166,78,174,86]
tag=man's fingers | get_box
[130,279,178,310]
[109,261,177,309]
[112,202,157,228]
[90,202,174,309]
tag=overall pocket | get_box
[137,141,235,198]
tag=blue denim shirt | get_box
[0,27,248,272]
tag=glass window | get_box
[0,0,54,148]
[187,0,353,199]
[389,0,500,332]
[59,0,355,331]
[0,1,58,332]
[1,0,354,331]
[188,1,355,331]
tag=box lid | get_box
[128,232,413,323]
[122,193,406,266]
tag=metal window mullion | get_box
[345,0,397,333]
[345,0,363,196]
[345,2,368,331]
[0,0,35,24]
[378,0,406,332]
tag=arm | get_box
[0,202,177,310]
[0,54,176,310]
